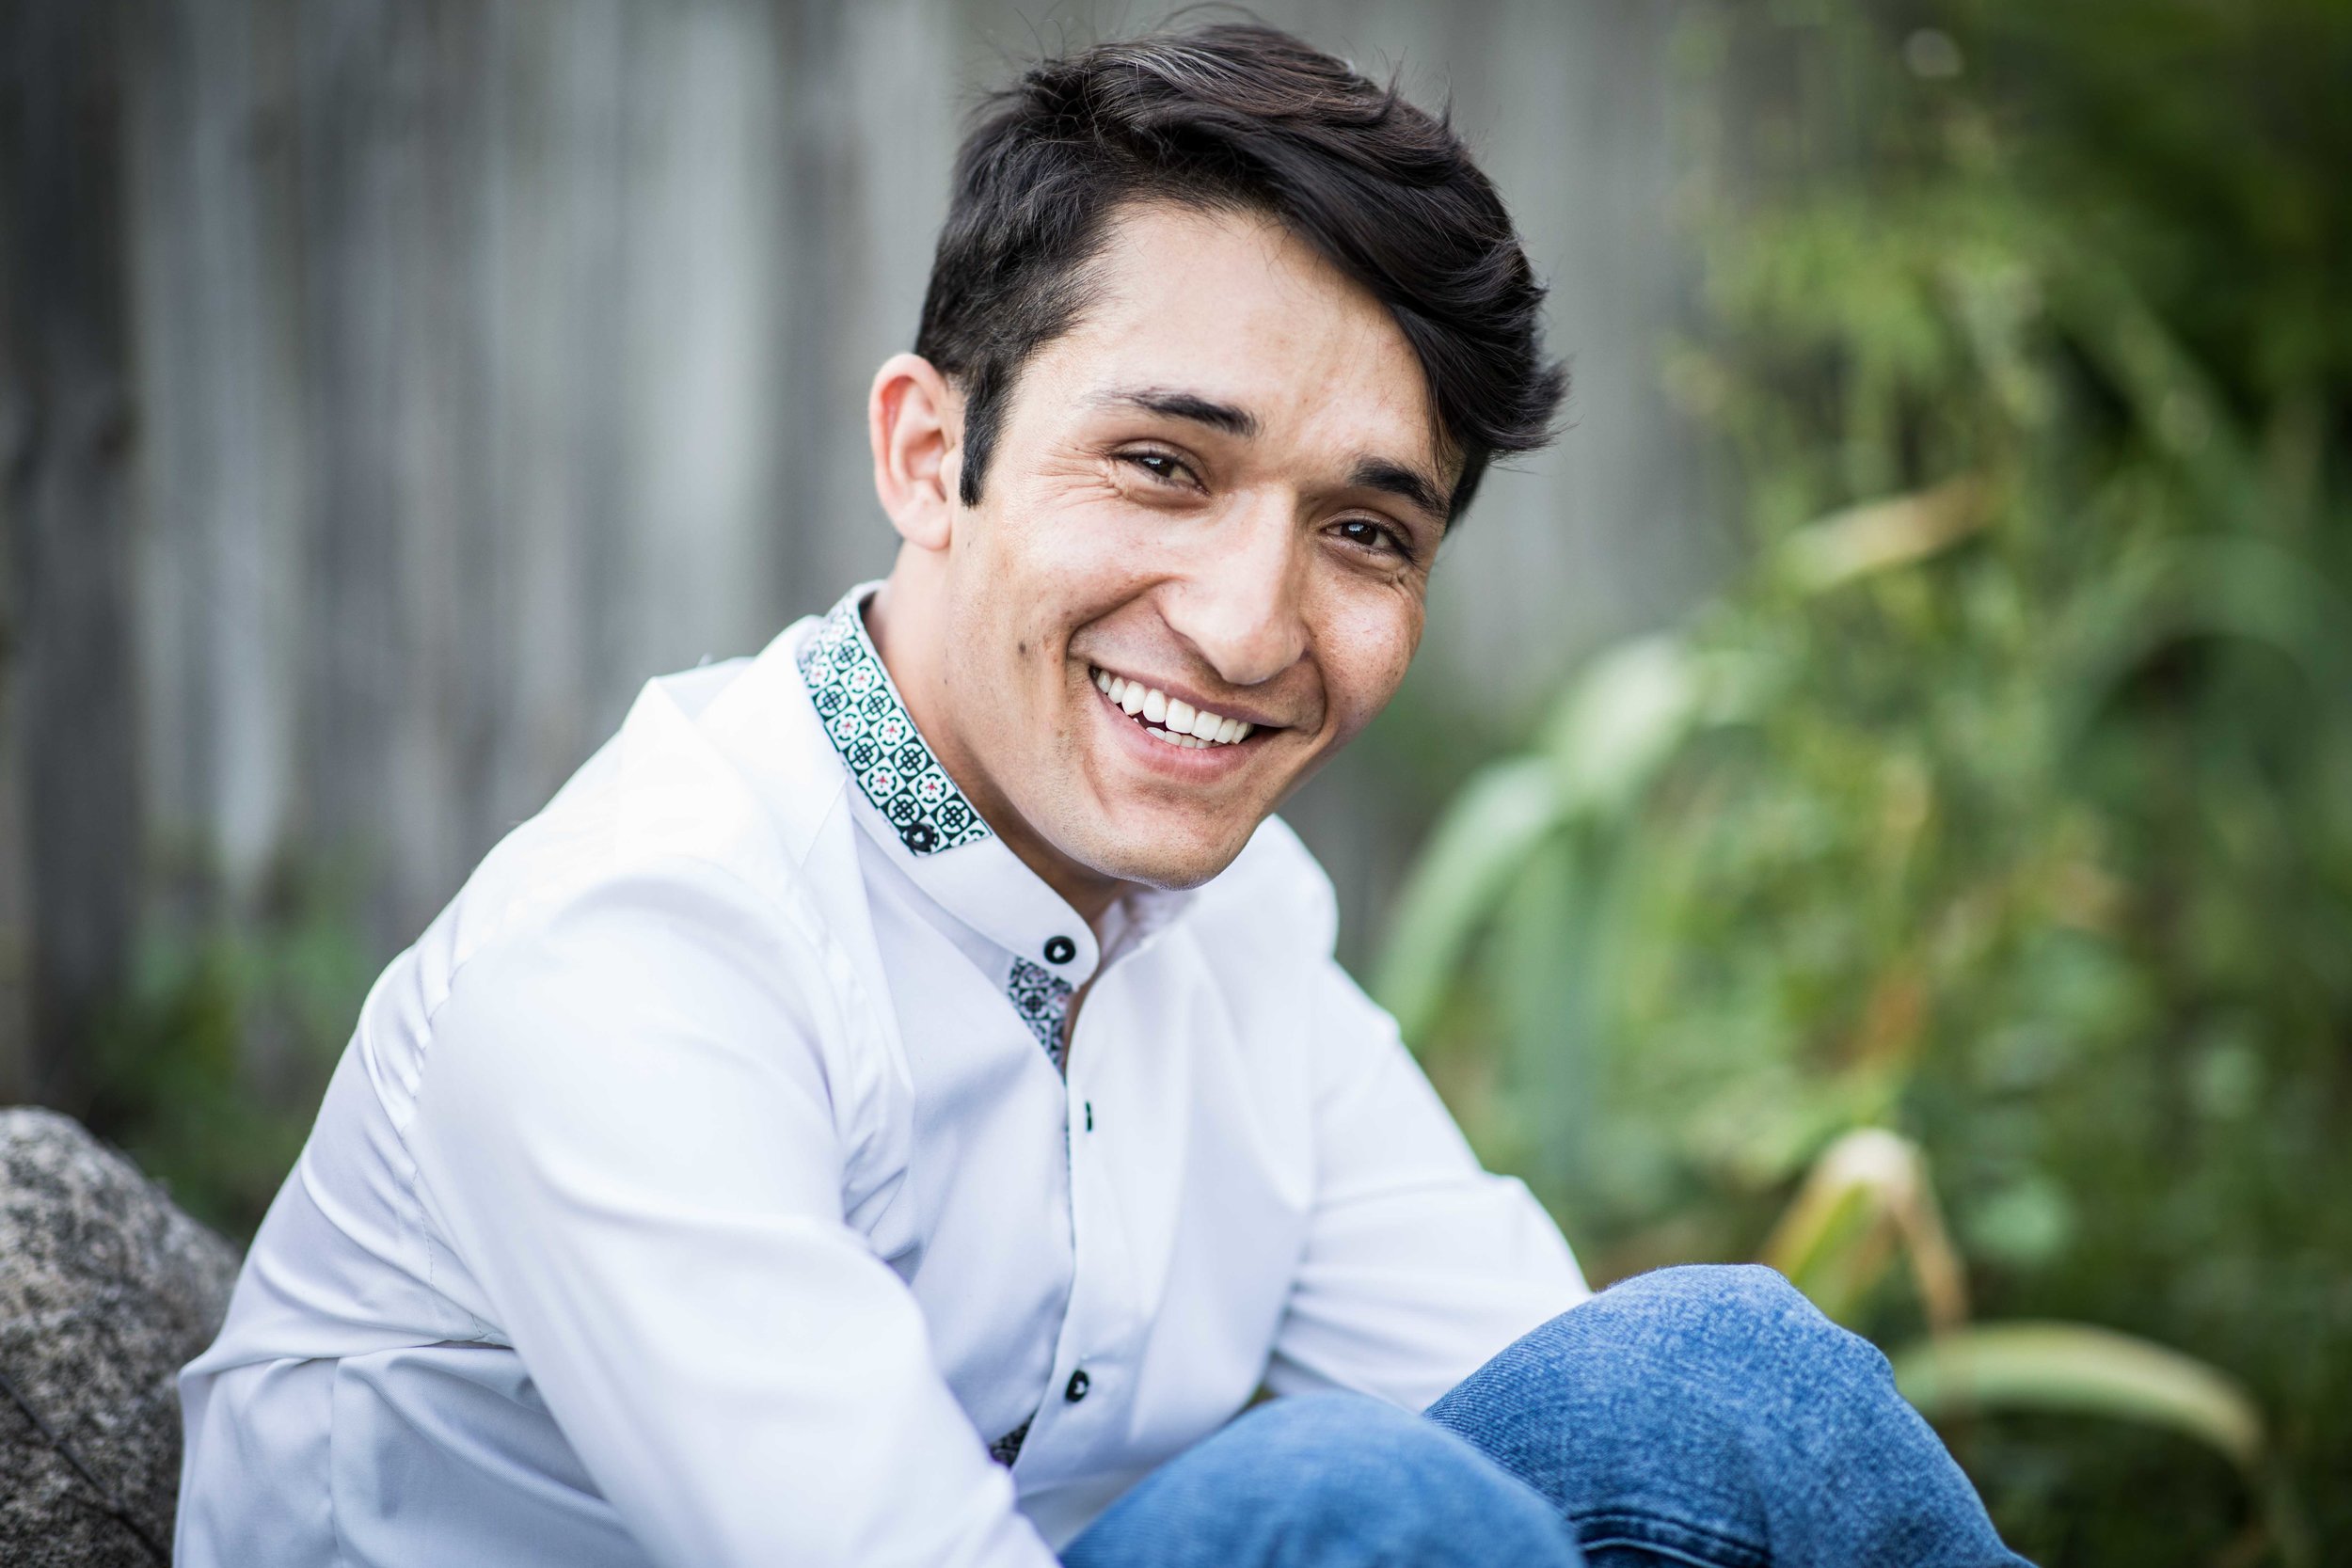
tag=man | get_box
[178,24,2030,1568]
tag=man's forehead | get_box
[1054,203,1448,475]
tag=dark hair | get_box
[914,23,1565,522]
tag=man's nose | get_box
[1157,499,1310,689]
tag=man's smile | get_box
[1087,664,1276,751]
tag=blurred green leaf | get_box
[1374,755,1566,1044]
[1889,1323,2264,1475]
[1760,1127,1968,1333]
[1534,636,1710,812]
[1889,1323,2311,1565]
[1776,477,1992,594]
[2055,534,2352,745]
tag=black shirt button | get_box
[1064,1369,1090,1403]
[1043,935,1077,965]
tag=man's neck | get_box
[862,574,1132,934]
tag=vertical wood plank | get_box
[0,0,143,1108]
[127,0,309,904]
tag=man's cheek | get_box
[1332,619,1421,735]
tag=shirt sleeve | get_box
[1263,957,1592,1412]
[404,857,1058,1568]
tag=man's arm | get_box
[406,859,1057,1568]
[1264,958,1590,1411]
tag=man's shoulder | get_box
[384,638,886,1126]
[432,625,851,983]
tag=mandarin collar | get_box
[793,582,1193,989]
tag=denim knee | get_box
[1064,1391,1579,1568]
[1439,1266,1921,1493]
[1585,1263,1893,1386]
[1424,1274,2028,1568]
[1480,1264,1885,1396]
[1429,1265,1900,1479]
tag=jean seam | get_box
[1571,1508,1769,1568]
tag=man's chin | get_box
[1057,816,1263,896]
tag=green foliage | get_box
[1380,2,2352,1561]
[1890,1324,2267,1489]
[84,863,371,1242]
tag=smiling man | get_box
[177,24,2031,1568]
[869,192,1448,917]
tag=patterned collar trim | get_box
[797,588,991,857]
[1008,958,1074,1072]
[797,584,1081,1078]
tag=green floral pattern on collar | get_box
[798,591,991,856]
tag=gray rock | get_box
[0,1109,239,1566]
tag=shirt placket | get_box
[797,583,1175,1478]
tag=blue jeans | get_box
[1062,1266,2033,1567]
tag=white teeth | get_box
[1091,667,1259,748]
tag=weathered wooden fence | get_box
[0,0,1715,1102]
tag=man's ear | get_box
[869,353,962,552]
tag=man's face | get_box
[915,202,1449,899]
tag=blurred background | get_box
[2,1,2345,1562]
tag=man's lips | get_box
[1086,663,1295,752]
[1089,666,1255,750]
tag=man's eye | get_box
[1120,451,1191,484]
[1335,518,1406,557]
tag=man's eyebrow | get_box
[1092,388,1450,524]
[1089,386,1260,437]
[1347,456,1450,525]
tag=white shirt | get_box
[176,584,1587,1568]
